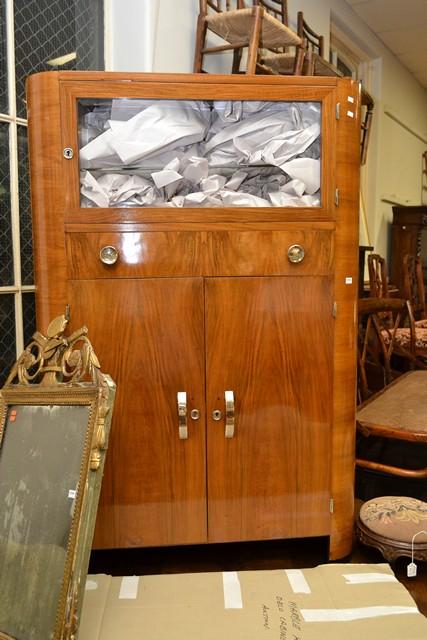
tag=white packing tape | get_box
[343,572,398,584]
[223,571,243,609]
[119,576,140,600]
[285,569,311,593]
[301,605,419,622]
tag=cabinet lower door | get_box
[68,278,207,548]
[206,276,333,543]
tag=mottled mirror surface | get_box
[0,404,90,640]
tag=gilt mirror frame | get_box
[0,312,115,640]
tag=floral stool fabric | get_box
[357,496,427,562]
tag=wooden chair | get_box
[403,254,427,327]
[193,0,303,75]
[366,254,427,362]
[368,253,389,298]
[356,297,427,475]
[260,11,340,77]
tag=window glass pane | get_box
[17,126,33,284]
[14,0,104,118]
[0,122,14,286]
[22,292,36,346]
[0,294,16,386]
[78,99,322,208]
[0,2,7,113]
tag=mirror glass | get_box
[0,404,91,640]
[0,312,114,640]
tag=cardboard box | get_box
[79,563,427,639]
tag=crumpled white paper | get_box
[79,99,322,208]
[80,101,211,168]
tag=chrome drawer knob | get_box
[287,244,305,264]
[99,245,119,265]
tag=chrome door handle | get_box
[224,390,235,438]
[177,391,188,440]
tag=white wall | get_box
[107,0,197,72]
[305,0,427,260]
[108,0,427,262]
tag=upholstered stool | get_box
[356,496,427,562]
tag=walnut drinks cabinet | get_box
[27,72,360,560]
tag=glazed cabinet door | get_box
[68,278,207,548]
[206,276,334,543]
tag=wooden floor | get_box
[89,534,427,617]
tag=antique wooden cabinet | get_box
[27,72,360,560]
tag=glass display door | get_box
[78,98,322,208]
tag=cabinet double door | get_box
[69,274,333,549]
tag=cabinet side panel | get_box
[329,79,361,560]
[27,72,68,328]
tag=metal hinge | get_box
[332,302,337,318]
[335,103,340,120]
[330,498,334,514]
[334,188,340,206]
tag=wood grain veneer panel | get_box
[68,278,207,549]
[65,221,335,233]
[27,71,68,327]
[207,229,333,276]
[66,232,208,278]
[329,78,361,560]
[65,208,335,225]
[206,276,333,543]
[54,70,337,86]
[66,229,333,279]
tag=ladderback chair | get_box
[260,11,340,77]
[368,253,389,298]
[296,12,341,77]
[193,0,303,75]
[403,254,427,327]
[358,297,412,402]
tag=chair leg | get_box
[193,15,207,73]
[304,49,315,75]
[293,45,305,76]
[246,7,263,74]
[232,48,243,74]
